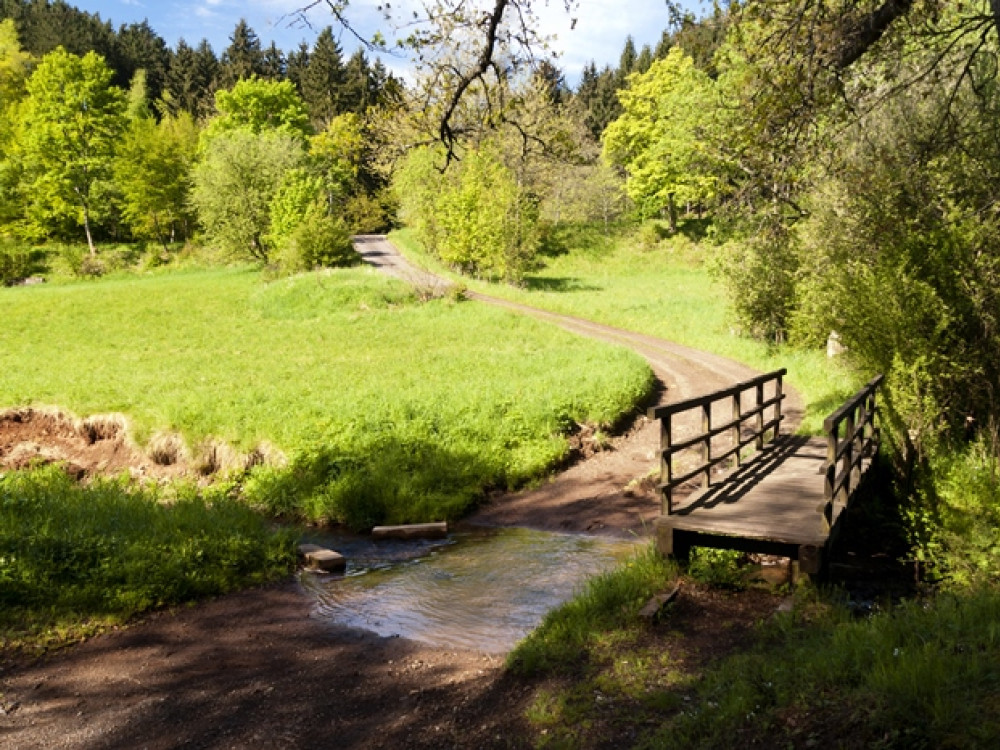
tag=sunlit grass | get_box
[391,224,862,434]
[1,264,653,527]
[0,466,296,651]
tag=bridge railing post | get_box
[702,402,712,489]
[841,412,855,510]
[661,414,673,515]
[755,382,765,451]
[774,372,784,443]
[732,392,742,468]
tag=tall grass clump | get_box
[913,430,1000,586]
[509,544,677,676]
[0,466,296,648]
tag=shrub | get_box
[274,206,354,273]
[0,240,37,285]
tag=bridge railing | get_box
[648,369,787,514]
[822,374,884,531]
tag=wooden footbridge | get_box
[650,370,884,576]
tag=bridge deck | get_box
[655,435,844,569]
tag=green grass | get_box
[1,265,653,528]
[509,544,1000,748]
[508,543,679,677]
[391,223,862,434]
[0,465,296,651]
[637,588,1000,748]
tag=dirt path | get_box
[356,234,803,537]
[1,240,799,748]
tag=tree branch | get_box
[833,0,915,70]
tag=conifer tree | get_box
[261,41,285,81]
[300,27,345,128]
[219,19,264,88]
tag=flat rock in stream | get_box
[297,543,347,572]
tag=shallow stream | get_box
[298,526,639,653]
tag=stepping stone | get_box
[297,543,346,572]
[371,522,448,541]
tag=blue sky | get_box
[67,1,705,85]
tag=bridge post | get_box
[660,414,673,515]
[731,393,742,467]
[842,412,855,509]
[774,372,784,441]
[755,383,765,450]
[702,402,712,489]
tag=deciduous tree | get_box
[17,47,125,253]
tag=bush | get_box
[0,240,38,285]
[274,206,354,273]
[395,142,540,283]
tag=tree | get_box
[285,42,310,94]
[300,27,345,127]
[219,19,264,88]
[205,77,312,141]
[603,48,720,229]
[261,42,286,81]
[190,128,305,261]
[0,18,32,230]
[0,17,31,103]
[114,20,170,102]
[114,110,199,248]
[395,141,539,282]
[16,47,125,253]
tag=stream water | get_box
[298,527,639,653]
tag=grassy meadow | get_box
[1,264,653,528]
[391,224,862,434]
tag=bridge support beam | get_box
[797,544,823,576]
[654,517,690,561]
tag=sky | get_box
[66,1,706,85]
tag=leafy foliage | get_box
[603,48,720,226]
[15,47,125,252]
[395,142,540,282]
[205,76,312,141]
[190,129,305,261]
[114,110,199,247]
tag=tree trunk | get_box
[82,206,96,256]
[667,193,678,233]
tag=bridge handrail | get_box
[821,374,884,531]
[648,368,787,514]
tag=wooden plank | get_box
[371,522,448,540]
[639,583,682,621]
[648,368,787,420]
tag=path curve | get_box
[354,235,804,538]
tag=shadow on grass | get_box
[521,275,601,293]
